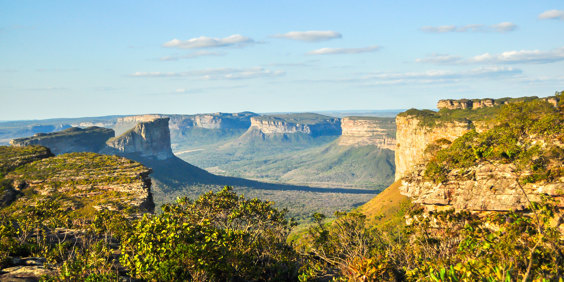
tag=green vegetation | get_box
[398,96,542,128]
[296,196,562,281]
[207,141,395,189]
[424,94,563,184]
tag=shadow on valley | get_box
[125,154,380,195]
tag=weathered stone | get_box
[105,118,174,160]
[337,117,396,149]
[395,116,474,180]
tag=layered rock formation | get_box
[10,127,115,155]
[337,117,396,149]
[401,163,563,212]
[395,116,473,180]
[106,118,174,160]
[395,94,563,214]
[437,96,560,110]
[169,112,257,130]
[248,113,341,137]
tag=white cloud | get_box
[307,46,380,55]
[272,30,342,42]
[468,47,564,64]
[415,54,463,64]
[160,51,223,61]
[131,67,284,80]
[539,9,564,20]
[364,66,520,81]
[421,22,517,33]
[163,34,254,49]
[491,22,518,32]
[416,46,564,65]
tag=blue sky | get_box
[1,0,563,120]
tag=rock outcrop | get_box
[169,112,257,130]
[2,150,155,213]
[401,163,563,212]
[437,96,560,110]
[106,118,174,160]
[337,117,396,149]
[395,116,473,180]
[248,113,341,137]
[10,127,114,155]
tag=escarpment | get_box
[338,117,396,149]
[246,113,341,137]
[395,116,473,180]
[10,127,115,155]
[395,93,563,213]
[105,117,174,160]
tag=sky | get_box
[1,0,563,120]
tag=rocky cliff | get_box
[395,116,473,180]
[106,118,174,160]
[248,113,341,137]
[437,96,559,110]
[10,127,115,155]
[337,117,396,149]
[169,112,257,130]
[396,94,563,213]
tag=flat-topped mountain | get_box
[394,93,563,214]
[105,118,173,160]
[338,116,396,149]
[247,113,341,137]
[10,126,115,155]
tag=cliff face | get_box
[10,127,115,155]
[437,96,560,110]
[395,94,563,213]
[169,112,257,130]
[401,163,563,212]
[338,117,396,149]
[248,114,341,137]
[106,118,174,160]
[395,116,472,180]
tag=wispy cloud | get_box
[163,34,254,49]
[307,46,380,55]
[415,54,463,64]
[363,66,520,81]
[417,46,564,65]
[272,30,342,42]
[298,66,521,86]
[539,9,564,20]
[131,67,284,80]
[421,22,517,33]
[160,51,223,61]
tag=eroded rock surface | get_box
[106,118,173,160]
[338,117,396,149]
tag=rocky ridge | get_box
[338,116,396,149]
[437,96,560,110]
[248,113,341,137]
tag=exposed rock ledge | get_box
[400,163,564,212]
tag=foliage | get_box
[424,98,563,183]
[120,186,300,281]
[299,198,563,281]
